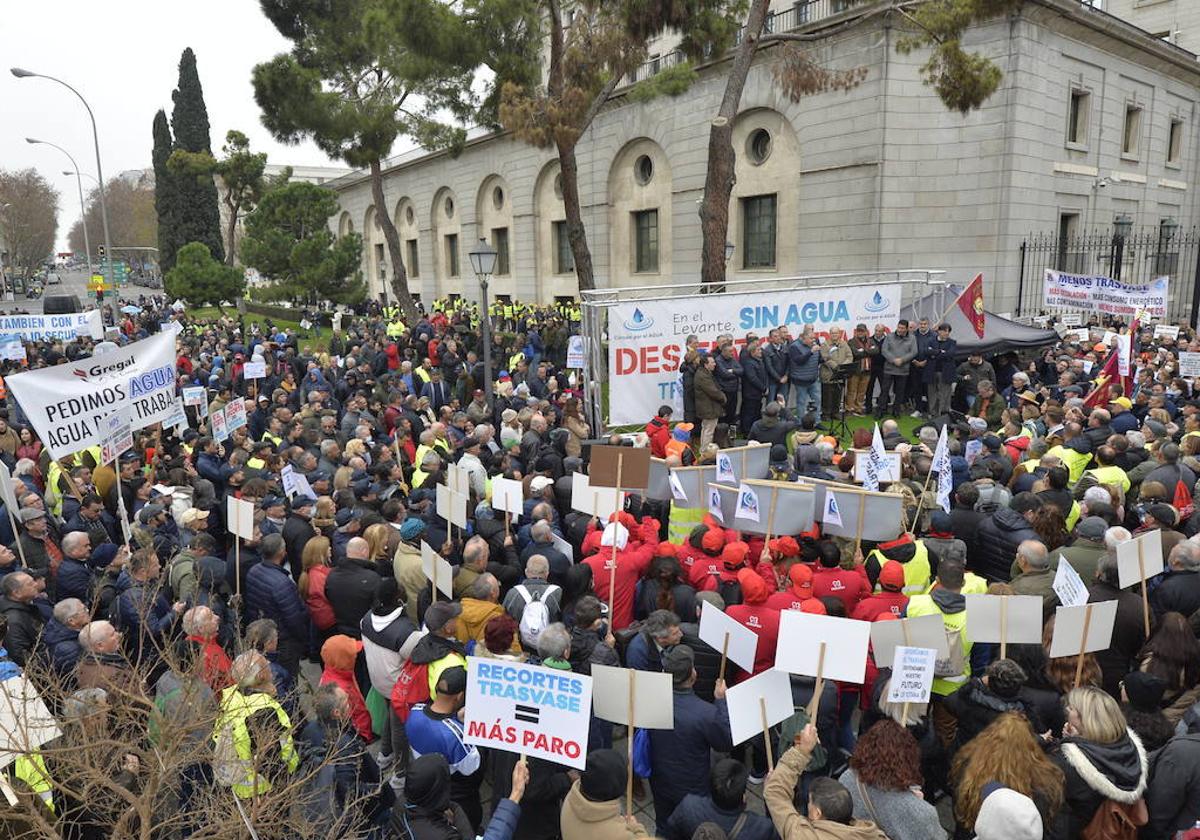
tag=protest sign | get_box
[715,453,736,484]
[446,464,470,497]
[776,612,870,722]
[566,335,586,369]
[886,647,937,705]
[666,465,717,508]
[589,445,651,491]
[699,600,759,679]
[1054,557,1089,608]
[0,310,103,343]
[182,386,206,407]
[726,669,793,763]
[226,496,255,540]
[869,613,948,667]
[99,408,134,466]
[0,673,62,771]
[642,459,675,502]
[708,486,724,522]
[1043,270,1168,319]
[491,477,524,517]
[0,462,18,514]
[734,484,760,523]
[1117,529,1164,637]
[1179,352,1200,378]
[1154,324,1180,340]
[436,483,468,529]
[1060,313,1082,327]
[590,665,673,729]
[224,397,247,432]
[796,478,903,545]
[851,450,902,484]
[708,480,815,537]
[210,407,228,443]
[163,396,188,432]
[0,338,25,362]
[281,465,301,499]
[1049,600,1119,689]
[551,531,574,562]
[421,541,454,599]
[243,361,267,380]
[569,473,624,519]
[964,594,1043,657]
[7,330,177,460]
[463,657,592,769]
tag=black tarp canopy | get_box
[900,283,1059,356]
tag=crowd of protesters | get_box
[0,294,1196,839]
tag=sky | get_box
[1,0,360,250]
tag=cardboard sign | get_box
[0,674,62,770]
[588,445,651,491]
[1060,313,1082,326]
[668,465,718,508]
[566,335,586,369]
[590,664,674,729]
[964,594,1044,645]
[491,477,525,517]
[183,386,206,407]
[708,480,815,536]
[462,657,593,770]
[668,470,687,503]
[715,453,737,485]
[280,465,314,500]
[1179,352,1200,378]
[726,668,793,747]
[0,338,26,362]
[698,600,759,673]
[708,485,724,522]
[1054,556,1089,608]
[550,531,574,562]
[886,646,937,704]
[1049,600,1118,658]
[1154,324,1180,340]
[164,396,188,432]
[436,483,468,529]
[226,496,255,540]
[421,541,454,599]
[569,473,624,519]
[243,361,267,380]
[100,408,134,465]
[851,450,902,484]
[225,397,247,432]
[1117,529,1165,589]
[869,613,948,666]
[210,407,228,443]
[796,478,903,543]
[734,484,760,523]
[0,462,18,514]
[446,464,470,497]
[774,612,871,684]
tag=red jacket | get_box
[765,591,811,612]
[724,603,780,678]
[304,564,337,631]
[811,566,871,615]
[582,518,659,630]
[320,666,374,743]
[646,416,671,459]
[185,634,231,694]
[849,591,909,622]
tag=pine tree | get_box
[151,110,179,272]
[169,48,224,263]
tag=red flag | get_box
[1083,350,1120,409]
[957,274,986,339]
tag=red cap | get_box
[737,568,769,605]
[770,536,800,559]
[321,634,363,670]
[701,528,726,555]
[721,541,750,570]
[655,542,678,558]
[879,561,906,592]
[788,564,814,596]
[799,599,827,615]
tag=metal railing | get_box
[1015,225,1200,322]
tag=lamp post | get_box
[12,68,113,294]
[25,138,93,282]
[724,241,735,264]
[1112,213,1133,282]
[469,237,498,413]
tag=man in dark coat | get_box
[281,495,318,582]
[324,537,382,639]
[245,533,309,676]
[0,572,43,666]
[666,758,777,840]
[973,493,1042,582]
[1089,552,1148,698]
[748,402,795,448]
[714,342,743,428]
[924,323,958,418]
[739,340,769,436]
[1152,541,1200,619]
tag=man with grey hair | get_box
[503,554,562,637]
[1009,540,1056,619]
[535,622,571,666]
[0,572,42,666]
[456,573,507,648]
[1152,541,1200,617]
[519,519,570,585]
[1145,442,1196,493]
[626,609,682,673]
[45,597,88,679]
[75,620,140,695]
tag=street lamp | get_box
[724,241,735,264]
[27,138,93,282]
[12,67,113,295]
[469,237,499,412]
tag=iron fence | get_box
[1015,225,1200,323]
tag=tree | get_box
[152,110,179,271]
[168,48,224,265]
[697,0,1020,286]
[500,0,738,291]
[0,169,58,275]
[214,131,268,266]
[253,0,486,320]
[68,177,157,268]
[165,242,246,311]
[240,181,366,306]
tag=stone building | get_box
[1101,0,1196,52]
[325,0,1200,312]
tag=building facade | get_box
[1101,0,1196,52]
[325,0,1200,313]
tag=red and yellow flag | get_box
[957,273,986,339]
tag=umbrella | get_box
[120,305,142,315]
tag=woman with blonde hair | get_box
[364,523,393,570]
[1042,615,1101,694]
[333,466,354,492]
[951,712,1066,836]
[345,438,368,463]
[1050,686,1149,835]
[312,496,336,536]
[298,535,335,634]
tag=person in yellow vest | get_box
[1044,431,1092,486]
[865,533,931,597]
[413,359,433,388]
[905,557,973,746]
[1077,444,1131,498]
[213,650,299,799]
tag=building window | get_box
[444,197,455,219]
[1168,118,1184,165]
[1122,105,1142,158]
[492,186,505,210]
[747,128,772,165]
[493,227,510,276]
[553,221,574,274]
[406,238,419,277]
[1056,212,1085,273]
[742,194,777,269]
[634,155,654,185]
[405,206,415,225]
[374,243,386,279]
[633,209,659,273]
[1068,89,1090,146]
[445,234,459,277]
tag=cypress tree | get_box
[169,48,224,263]
[151,109,179,272]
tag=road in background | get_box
[5,267,160,315]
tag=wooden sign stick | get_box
[760,697,774,772]
[1075,603,1094,690]
[1000,596,1009,660]
[900,620,912,726]
[235,534,242,599]
[626,675,636,815]
[609,455,625,620]
[58,459,83,501]
[718,632,730,684]
[908,467,936,536]
[808,641,827,722]
[764,490,780,545]
[505,510,511,539]
[432,558,438,603]
[854,494,867,558]
[740,449,747,480]
[1137,541,1151,637]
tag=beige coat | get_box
[764,746,889,840]
[560,780,648,840]
[393,542,428,622]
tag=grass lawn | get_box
[187,307,328,354]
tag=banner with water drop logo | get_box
[606,285,901,426]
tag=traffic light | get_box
[97,245,106,259]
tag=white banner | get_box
[0,311,102,343]
[7,331,177,460]
[607,284,902,426]
[1180,352,1200,378]
[1043,270,1168,319]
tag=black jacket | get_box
[1088,580,1148,698]
[648,690,733,806]
[714,353,743,394]
[974,508,1039,582]
[282,514,316,582]
[1052,731,1148,837]
[324,558,383,638]
[0,596,43,666]
[567,625,620,677]
[666,795,777,840]
[741,355,769,398]
[680,623,721,703]
[1146,732,1200,836]
[948,505,986,560]
[748,415,795,448]
[1151,569,1200,618]
[943,677,1042,751]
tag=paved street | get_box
[3,267,159,315]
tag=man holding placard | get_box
[905,559,973,744]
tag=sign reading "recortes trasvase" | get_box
[606,285,901,426]
[7,330,178,460]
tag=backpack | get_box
[1174,469,1195,520]
[516,584,559,649]
[1081,797,1148,840]
[390,659,430,723]
[776,706,828,774]
[631,728,652,778]
[933,625,967,679]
